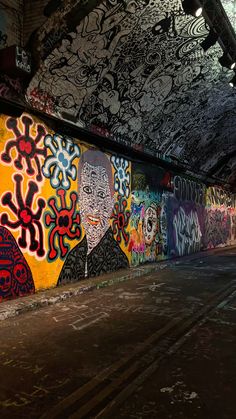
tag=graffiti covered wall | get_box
[0,111,235,302]
[130,169,236,262]
[129,163,172,265]
[0,112,131,301]
[204,186,236,249]
[166,176,206,258]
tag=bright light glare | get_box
[195,7,203,17]
[231,62,236,70]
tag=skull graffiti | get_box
[0,269,12,295]
[143,205,158,245]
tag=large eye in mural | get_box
[73,65,90,86]
[83,185,93,194]
[146,51,161,66]
[143,205,158,245]
[97,190,106,199]
[13,263,28,284]
[0,269,12,294]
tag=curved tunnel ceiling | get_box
[222,0,236,31]
[26,0,236,190]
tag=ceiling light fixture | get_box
[229,74,236,87]
[219,53,236,70]
[182,0,203,17]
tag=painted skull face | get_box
[79,162,114,247]
[0,226,34,301]
[143,205,158,245]
[0,269,12,294]
[13,263,28,284]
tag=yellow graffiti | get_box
[0,113,131,294]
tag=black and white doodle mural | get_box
[221,0,236,31]
[26,0,236,189]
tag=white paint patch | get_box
[160,382,199,404]
[137,283,165,291]
[185,391,198,400]
[70,312,109,331]
[118,292,147,300]
[160,386,175,394]
[160,381,183,394]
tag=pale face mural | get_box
[78,151,114,254]
[58,150,130,283]
[0,111,236,302]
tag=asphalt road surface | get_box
[0,248,236,419]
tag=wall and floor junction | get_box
[0,112,235,302]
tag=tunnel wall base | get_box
[0,112,235,302]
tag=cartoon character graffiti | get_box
[129,200,145,265]
[58,150,129,284]
[129,189,167,265]
[143,204,158,245]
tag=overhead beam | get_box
[199,0,236,57]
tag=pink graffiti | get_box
[29,88,56,114]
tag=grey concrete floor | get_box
[0,248,236,419]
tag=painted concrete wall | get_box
[23,0,48,45]
[0,112,235,302]
[0,0,25,103]
[0,0,23,49]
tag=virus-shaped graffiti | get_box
[1,174,46,257]
[111,156,130,198]
[111,195,130,244]
[45,189,81,261]
[42,134,80,189]
[1,116,47,181]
